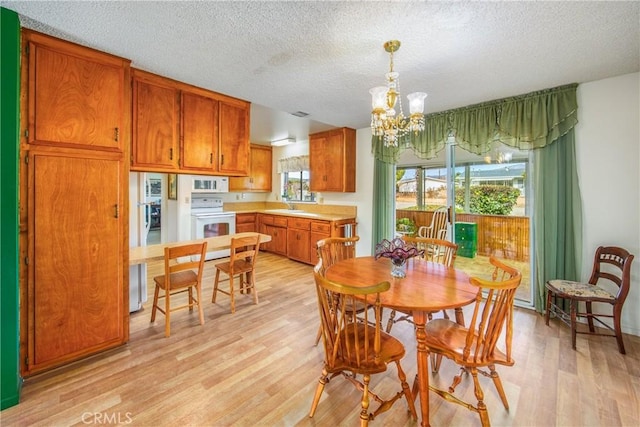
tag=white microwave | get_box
[192,176,229,193]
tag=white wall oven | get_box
[190,194,235,260]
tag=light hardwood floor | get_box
[3,253,639,426]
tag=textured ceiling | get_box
[3,1,639,144]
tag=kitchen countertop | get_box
[232,209,356,222]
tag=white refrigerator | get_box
[129,172,150,312]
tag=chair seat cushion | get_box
[546,279,615,301]
[153,270,198,290]
[424,319,511,366]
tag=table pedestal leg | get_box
[413,310,430,427]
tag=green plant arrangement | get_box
[395,217,417,235]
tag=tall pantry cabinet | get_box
[19,30,130,376]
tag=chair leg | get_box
[212,269,221,303]
[314,324,322,346]
[308,368,329,418]
[470,368,490,427]
[164,287,171,337]
[394,360,417,419]
[613,305,626,354]
[229,274,236,314]
[360,374,371,427]
[150,284,160,322]
[249,273,259,305]
[188,287,193,312]
[430,354,443,373]
[570,299,577,350]
[386,309,397,333]
[489,364,509,410]
[195,284,204,326]
[586,301,595,332]
[544,289,552,326]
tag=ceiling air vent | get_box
[290,111,309,118]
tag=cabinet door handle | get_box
[221,154,224,165]
[114,204,119,218]
[114,127,119,142]
[210,153,213,164]
[169,148,173,160]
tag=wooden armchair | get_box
[212,235,261,314]
[545,246,634,354]
[423,256,522,427]
[309,266,417,425]
[418,206,449,240]
[151,242,208,337]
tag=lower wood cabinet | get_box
[259,214,287,255]
[235,212,256,233]
[25,150,127,375]
[258,213,356,266]
[287,218,311,264]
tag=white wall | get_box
[575,72,640,336]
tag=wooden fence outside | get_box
[396,209,530,262]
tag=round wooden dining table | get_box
[325,256,478,427]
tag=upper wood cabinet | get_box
[219,100,250,176]
[132,71,180,170]
[309,127,356,192]
[25,31,130,152]
[131,69,250,175]
[229,144,272,192]
[181,91,219,172]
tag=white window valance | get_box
[277,155,309,173]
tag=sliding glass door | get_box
[396,140,534,305]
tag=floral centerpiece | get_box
[374,237,424,278]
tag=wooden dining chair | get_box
[309,266,417,426]
[212,235,261,314]
[418,206,449,240]
[423,256,521,427]
[545,246,634,354]
[314,236,360,345]
[150,242,208,337]
[385,236,458,333]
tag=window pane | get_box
[282,171,315,202]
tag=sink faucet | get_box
[284,200,295,210]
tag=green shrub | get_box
[395,217,416,235]
[455,185,520,215]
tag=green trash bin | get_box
[455,222,477,258]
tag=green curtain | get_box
[532,130,583,311]
[371,157,396,251]
[372,83,578,163]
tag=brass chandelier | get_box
[370,40,427,147]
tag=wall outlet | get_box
[236,194,240,200]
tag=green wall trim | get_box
[0,6,22,409]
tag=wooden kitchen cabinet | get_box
[309,127,356,192]
[131,69,250,175]
[310,221,332,266]
[131,70,180,170]
[180,91,219,172]
[25,30,129,152]
[287,218,311,264]
[235,212,257,233]
[229,144,272,192]
[27,152,127,374]
[20,30,130,376]
[219,100,250,176]
[259,214,287,255]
